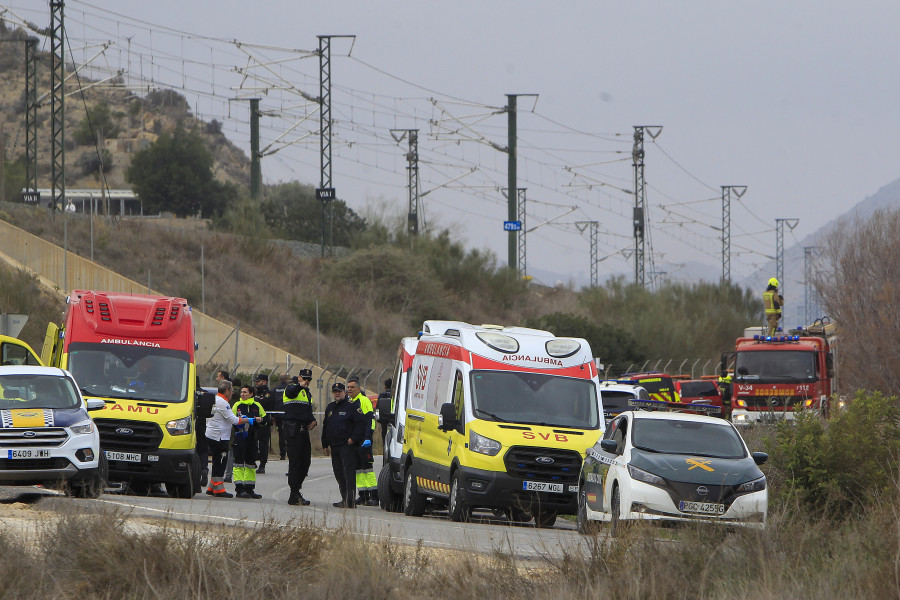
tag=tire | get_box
[378,465,402,512]
[166,459,198,499]
[610,484,625,538]
[533,508,557,528]
[69,454,108,499]
[504,507,533,524]
[447,472,470,522]
[402,466,427,517]
[577,486,600,535]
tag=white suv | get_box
[0,366,107,497]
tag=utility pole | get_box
[575,221,599,288]
[390,129,419,235]
[49,0,66,213]
[632,126,662,287]
[803,246,822,325]
[775,217,799,299]
[249,98,261,201]
[720,185,747,283]
[503,94,537,276]
[506,94,518,274]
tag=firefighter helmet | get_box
[768,277,779,287]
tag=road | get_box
[5,457,593,560]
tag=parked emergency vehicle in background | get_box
[0,335,42,367]
[616,372,680,404]
[42,291,200,497]
[375,336,418,512]
[728,319,837,425]
[388,321,605,528]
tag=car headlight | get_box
[70,421,95,435]
[166,416,192,436]
[627,463,665,486]
[470,430,501,456]
[736,476,766,493]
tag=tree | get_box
[260,181,367,246]
[813,208,900,396]
[72,102,119,146]
[524,312,647,371]
[126,124,231,218]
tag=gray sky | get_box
[11,1,900,288]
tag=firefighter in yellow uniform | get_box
[763,277,784,336]
[346,376,378,506]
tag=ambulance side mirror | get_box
[438,402,459,432]
[376,396,394,425]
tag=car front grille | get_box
[0,428,68,448]
[95,419,163,452]
[504,446,581,483]
[739,395,805,409]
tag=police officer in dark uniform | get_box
[282,369,317,506]
[253,374,274,474]
[271,373,289,460]
[321,382,367,509]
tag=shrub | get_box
[769,390,900,517]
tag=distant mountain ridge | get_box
[739,177,900,327]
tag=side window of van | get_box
[2,342,40,366]
[451,370,465,434]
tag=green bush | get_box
[769,390,900,518]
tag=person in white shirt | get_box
[205,379,252,498]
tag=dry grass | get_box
[2,478,898,600]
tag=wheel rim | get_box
[578,489,586,529]
[449,478,458,514]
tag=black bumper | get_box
[455,465,578,514]
[105,448,196,485]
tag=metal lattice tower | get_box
[631,126,661,287]
[24,39,38,195]
[318,35,333,257]
[517,188,527,277]
[803,246,822,324]
[575,221,599,287]
[632,127,645,286]
[49,1,66,212]
[775,218,799,299]
[390,129,420,235]
[720,185,747,282]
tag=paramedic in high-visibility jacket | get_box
[347,376,378,506]
[232,384,268,499]
[321,382,367,509]
[282,369,317,506]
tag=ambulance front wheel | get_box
[448,472,471,522]
[403,467,427,517]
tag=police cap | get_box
[299,368,313,380]
[332,382,346,392]
[254,373,268,382]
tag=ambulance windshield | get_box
[470,370,600,429]
[67,342,190,403]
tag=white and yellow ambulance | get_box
[396,321,605,528]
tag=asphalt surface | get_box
[2,456,593,560]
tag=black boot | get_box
[288,489,300,505]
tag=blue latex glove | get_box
[246,417,255,426]
[361,439,372,448]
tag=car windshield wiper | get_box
[474,408,508,422]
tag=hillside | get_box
[0,23,249,196]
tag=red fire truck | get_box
[728,319,837,425]
[43,291,200,497]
